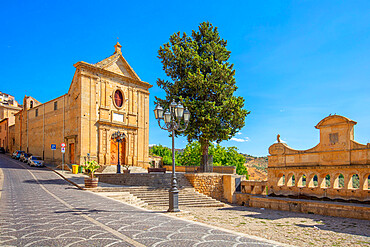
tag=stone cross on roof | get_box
[114,41,122,54]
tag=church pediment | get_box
[103,56,140,80]
[94,42,141,81]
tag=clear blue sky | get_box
[1,1,369,156]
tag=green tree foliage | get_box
[352,174,360,189]
[156,21,250,171]
[179,141,202,167]
[149,144,180,166]
[339,174,344,188]
[179,141,248,177]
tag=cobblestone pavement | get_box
[0,154,286,247]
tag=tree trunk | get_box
[200,141,209,172]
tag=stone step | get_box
[138,193,217,198]
[142,199,221,205]
[149,201,225,207]
[89,174,225,208]
[89,186,191,191]
[127,190,204,196]
[133,195,212,200]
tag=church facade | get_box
[12,43,152,168]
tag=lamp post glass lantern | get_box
[154,100,190,212]
[111,131,126,174]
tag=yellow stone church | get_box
[11,42,152,168]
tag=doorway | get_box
[110,139,126,166]
[69,143,75,164]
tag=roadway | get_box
[0,154,284,246]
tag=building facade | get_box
[0,92,22,152]
[12,43,152,168]
[0,118,8,150]
[0,92,22,126]
[267,115,370,202]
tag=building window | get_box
[35,108,38,117]
[30,101,33,108]
[114,90,123,108]
[54,101,58,110]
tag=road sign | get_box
[61,143,66,148]
[61,147,65,153]
[51,144,56,150]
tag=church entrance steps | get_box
[89,185,225,208]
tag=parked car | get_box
[20,153,32,163]
[28,156,45,167]
[0,147,5,154]
[15,151,25,160]
[12,151,18,158]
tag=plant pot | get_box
[84,177,99,188]
[123,169,131,174]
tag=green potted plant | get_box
[82,160,101,188]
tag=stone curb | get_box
[0,166,3,201]
[45,166,85,190]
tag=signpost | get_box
[61,143,66,172]
[51,144,56,162]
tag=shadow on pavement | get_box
[217,205,370,237]
[54,208,111,215]
[22,178,69,185]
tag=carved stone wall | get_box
[268,115,370,202]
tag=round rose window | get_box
[114,90,123,108]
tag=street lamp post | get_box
[111,131,126,174]
[154,100,190,212]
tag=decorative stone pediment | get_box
[101,55,141,81]
[94,42,141,81]
[268,115,370,167]
[315,115,356,129]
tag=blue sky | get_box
[1,1,369,156]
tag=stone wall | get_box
[163,165,236,174]
[184,173,225,201]
[96,173,190,188]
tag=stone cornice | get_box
[74,61,152,90]
[267,164,370,170]
[97,119,138,130]
[0,104,22,110]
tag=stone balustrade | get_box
[240,180,268,195]
[268,166,370,201]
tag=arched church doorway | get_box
[110,138,126,166]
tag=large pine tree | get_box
[156,22,250,171]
